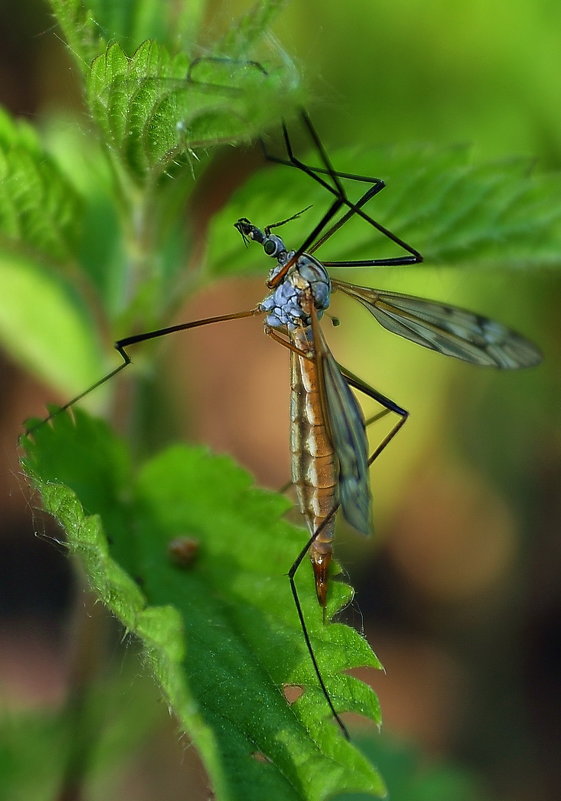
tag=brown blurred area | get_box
[0,0,72,700]
[1,3,560,800]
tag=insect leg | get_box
[263,326,314,358]
[285,364,406,737]
[184,63,420,265]
[262,112,348,200]
[262,110,422,265]
[265,325,351,736]
[265,191,347,287]
[26,307,262,434]
[286,506,350,739]
[340,365,409,464]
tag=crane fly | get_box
[27,109,542,739]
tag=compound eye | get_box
[263,234,285,257]
[264,238,278,256]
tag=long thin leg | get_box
[266,193,347,287]
[266,177,396,287]
[263,326,314,358]
[185,59,421,267]
[309,180,421,267]
[285,379,404,741]
[262,116,350,204]
[262,110,423,267]
[339,365,409,464]
[288,373,405,739]
[185,63,422,271]
[26,307,262,433]
[308,180,386,254]
[265,324,352,736]
[278,349,406,737]
[286,506,350,739]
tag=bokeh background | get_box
[1,1,559,799]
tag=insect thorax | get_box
[260,252,331,331]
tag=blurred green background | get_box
[0,1,559,799]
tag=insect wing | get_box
[310,308,372,535]
[332,280,542,369]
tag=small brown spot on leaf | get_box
[282,684,304,704]
[168,536,200,568]
[251,751,271,763]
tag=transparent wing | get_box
[310,310,372,535]
[332,280,542,369]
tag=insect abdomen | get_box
[290,329,337,606]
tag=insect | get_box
[28,109,541,739]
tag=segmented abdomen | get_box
[290,327,337,606]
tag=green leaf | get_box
[86,0,178,49]
[206,142,561,277]
[0,252,104,396]
[87,40,186,182]
[217,0,292,58]
[50,0,207,62]
[0,107,83,266]
[48,0,107,69]
[21,410,386,801]
[87,40,301,183]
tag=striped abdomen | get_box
[290,326,337,606]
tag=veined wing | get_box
[309,307,372,535]
[332,280,542,369]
